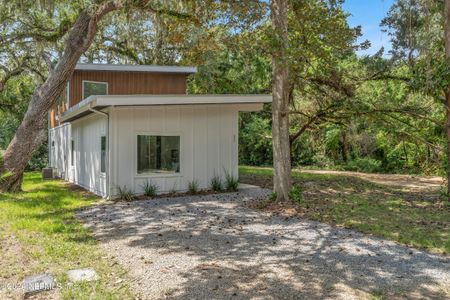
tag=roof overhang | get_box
[75,63,197,74]
[60,94,272,123]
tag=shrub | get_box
[116,185,133,201]
[344,158,382,173]
[289,185,303,203]
[210,174,222,191]
[26,144,48,171]
[269,191,277,201]
[141,180,158,198]
[188,180,199,194]
[224,169,239,192]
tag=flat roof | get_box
[60,94,272,123]
[75,63,197,74]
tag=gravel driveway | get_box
[77,187,450,299]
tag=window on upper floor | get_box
[58,81,70,109]
[83,80,108,99]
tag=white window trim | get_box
[134,131,183,178]
[82,80,108,99]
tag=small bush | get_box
[141,180,158,198]
[188,180,199,194]
[344,158,382,173]
[116,185,133,201]
[269,191,277,201]
[224,169,239,191]
[210,174,222,191]
[289,185,303,203]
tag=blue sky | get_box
[342,0,395,56]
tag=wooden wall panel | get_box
[50,70,188,128]
[69,70,187,106]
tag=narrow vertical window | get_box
[65,81,70,107]
[101,136,106,173]
[71,140,74,166]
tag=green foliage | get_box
[289,185,303,203]
[210,174,222,192]
[26,143,48,171]
[344,158,382,173]
[141,180,158,198]
[239,111,273,166]
[188,179,199,194]
[116,185,133,201]
[269,191,277,201]
[224,169,239,192]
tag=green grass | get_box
[0,172,134,299]
[240,166,450,254]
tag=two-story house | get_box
[49,63,271,198]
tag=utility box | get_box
[42,167,55,180]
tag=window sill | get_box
[135,173,182,179]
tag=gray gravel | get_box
[77,187,450,299]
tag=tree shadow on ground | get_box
[77,190,450,299]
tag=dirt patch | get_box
[0,233,59,300]
[300,169,444,192]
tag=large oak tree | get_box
[0,0,196,191]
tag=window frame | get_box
[100,135,106,174]
[134,132,182,177]
[71,139,75,167]
[82,80,108,99]
[65,81,70,108]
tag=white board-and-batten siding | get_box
[110,105,239,196]
[49,103,250,198]
[49,113,108,197]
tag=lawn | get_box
[0,172,134,299]
[239,166,450,255]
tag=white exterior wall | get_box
[70,113,108,197]
[110,105,239,196]
[49,123,71,179]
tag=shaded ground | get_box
[240,166,450,254]
[78,188,450,300]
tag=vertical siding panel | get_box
[193,106,208,188]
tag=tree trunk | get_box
[271,0,291,201]
[445,0,450,201]
[0,2,121,192]
[341,130,348,163]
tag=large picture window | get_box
[82,81,108,99]
[137,135,180,174]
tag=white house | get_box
[49,64,271,198]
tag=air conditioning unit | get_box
[42,167,56,180]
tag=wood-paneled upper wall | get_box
[50,70,188,128]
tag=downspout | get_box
[89,106,110,199]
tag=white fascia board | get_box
[60,97,97,122]
[75,64,197,74]
[95,95,272,106]
[60,94,271,122]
